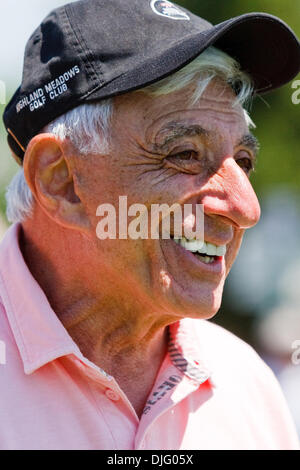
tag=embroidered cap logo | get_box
[150,0,190,21]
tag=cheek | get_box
[225,229,245,274]
[98,238,152,282]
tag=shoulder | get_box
[186,319,299,448]
[188,318,278,385]
[189,318,296,416]
[190,317,261,358]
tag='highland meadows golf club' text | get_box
[15,65,80,113]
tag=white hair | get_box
[5,100,112,224]
[140,46,253,105]
[6,46,255,223]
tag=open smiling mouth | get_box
[170,236,226,264]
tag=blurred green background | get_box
[0,0,299,434]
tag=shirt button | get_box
[105,388,120,401]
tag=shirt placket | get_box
[70,355,140,449]
[134,360,210,449]
[134,321,213,449]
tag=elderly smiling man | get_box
[1,0,300,450]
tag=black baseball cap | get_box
[3,0,300,163]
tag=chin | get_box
[163,279,225,321]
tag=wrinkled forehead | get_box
[112,79,248,142]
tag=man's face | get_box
[76,79,261,319]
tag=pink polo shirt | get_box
[0,223,298,450]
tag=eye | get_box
[235,150,255,174]
[168,150,198,161]
[163,148,201,174]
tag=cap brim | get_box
[213,13,300,93]
[85,12,300,103]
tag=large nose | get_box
[201,156,261,229]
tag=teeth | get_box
[197,242,207,254]
[216,245,226,256]
[206,243,217,256]
[173,237,227,257]
[179,239,203,252]
[201,255,214,264]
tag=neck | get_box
[20,212,173,415]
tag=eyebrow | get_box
[154,123,210,151]
[154,122,260,157]
[238,133,260,155]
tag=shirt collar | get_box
[0,223,212,383]
[0,223,82,374]
[168,319,212,384]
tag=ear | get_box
[23,134,91,233]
